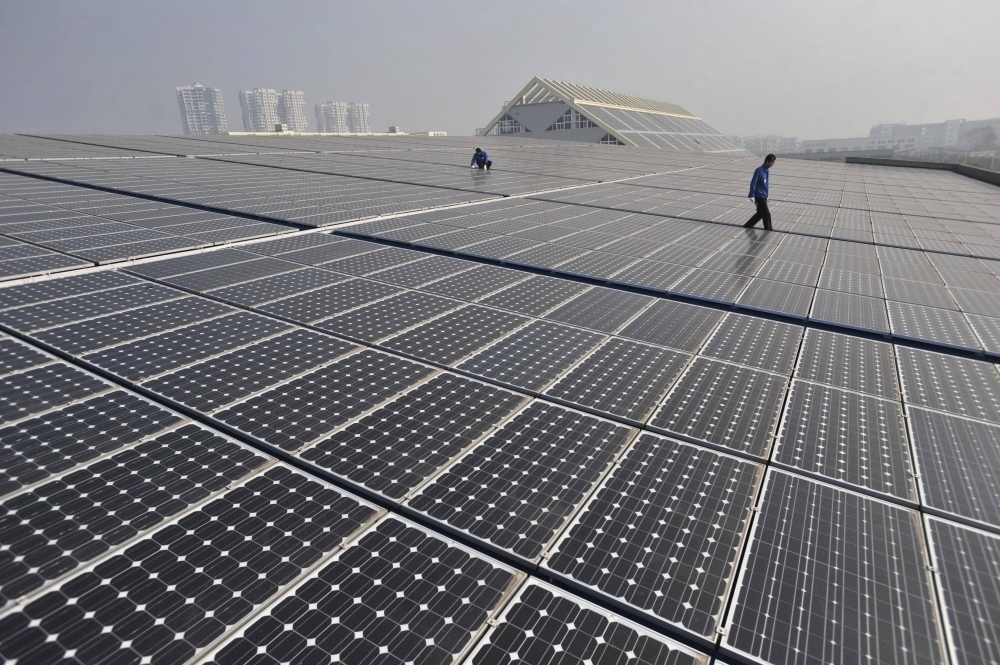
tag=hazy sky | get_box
[2,0,998,139]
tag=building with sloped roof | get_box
[480,76,746,154]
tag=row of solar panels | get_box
[0,331,993,665]
[1,233,997,663]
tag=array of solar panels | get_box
[0,132,999,665]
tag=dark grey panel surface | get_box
[317,290,461,342]
[456,320,605,392]
[544,287,652,334]
[649,358,787,458]
[701,313,802,373]
[0,363,110,423]
[207,267,348,306]
[908,407,1000,530]
[259,278,403,323]
[163,257,299,292]
[774,380,916,501]
[796,329,899,399]
[477,275,589,317]
[382,305,529,366]
[420,264,528,301]
[888,300,982,350]
[124,248,259,279]
[0,337,52,375]
[368,254,474,288]
[544,433,761,638]
[300,374,527,500]
[0,283,181,332]
[810,289,889,333]
[926,517,1000,665]
[616,300,723,352]
[545,338,691,423]
[408,402,634,562]
[0,271,139,310]
[897,346,1000,423]
[735,278,815,319]
[724,471,945,665]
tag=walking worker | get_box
[744,153,776,230]
[471,147,492,170]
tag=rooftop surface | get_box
[0,132,998,665]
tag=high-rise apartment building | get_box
[277,90,308,131]
[239,88,279,132]
[348,102,371,133]
[315,101,350,133]
[175,84,228,134]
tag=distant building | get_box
[315,101,349,133]
[239,88,279,132]
[348,103,371,133]
[175,84,228,135]
[388,125,402,134]
[277,90,308,131]
[802,118,1000,155]
[479,76,746,153]
[735,135,799,156]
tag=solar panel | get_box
[456,320,605,393]
[0,271,139,311]
[607,260,692,292]
[162,257,300,291]
[925,517,1000,665]
[795,329,899,399]
[543,433,761,639]
[544,287,652,334]
[32,297,238,355]
[207,267,348,306]
[477,275,589,317]
[0,423,269,605]
[649,358,787,458]
[421,264,529,301]
[259,278,403,323]
[545,338,691,424]
[0,391,183,499]
[504,242,590,269]
[774,380,916,501]
[0,282,181,332]
[0,363,111,423]
[124,248,258,279]
[616,300,723,352]
[407,401,634,562]
[317,290,461,342]
[810,289,890,333]
[887,300,982,351]
[908,407,1000,530]
[468,579,709,665]
[0,336,53,374]
[276,238,382,266]
[896,346,1000,423]
[214,350,435,452]
[201,516,521,665]
[245,232,343,256]
[735,278,815,318]
[723,471,946,665]
[0,465,381,665]
[77,312,289,381]
[369,254,475,288]
[382,305,529,366]
[670,269,751,305]
[555,252,640,280]
[701,313,802,373]
[300,374,527,501]
[320,245,423,275]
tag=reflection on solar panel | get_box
[724,471,945,665]
[3,132,1000,664]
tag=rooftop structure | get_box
[175,83,228,135]
[480,76,747,153]
[0,131,998,665]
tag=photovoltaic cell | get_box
[300,374,527,500]
[810,289,889,333]
[0,271,139,311]
[896,346,1000,423]
[544,288,652,334]
[214,350,434,452]
[468,580,709,665]
[421,264,529,301]
[207,268,348,307]
[456,320,605,393]
[0,336,53,375]
[888,301,981,351]
[259,278,403,323]
[80,311,291,382]
[202,516,520,665]
[0,391,183,499]
[0,423,269,605]
[0,283,181,332]
[616,300,723,352]
[926,517,1000,665]
[701,313,802,373]
[0,363,110,423]
[316,290,461,343]
[795,329,899,399]
[162,257,300,292]
[649,358,787,458]
[545,338,691,424]
[477,275,589,317]
[407,402,634,562]
[382,305,529,366]
[142,329,357,413]
[724,471,945,665]
[908,407,1000,530]
[369,255,474,288]
[544,433,761,639]
[774,380,916,501]
[736,279,816,319]
[0,465,380,665]
[124,248,259,279]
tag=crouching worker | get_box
[471,148,492,170]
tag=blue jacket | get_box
[749,165,770,199]
[471,150,489,166]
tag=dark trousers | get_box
[744,197,772,230]
[477,160,492,170]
